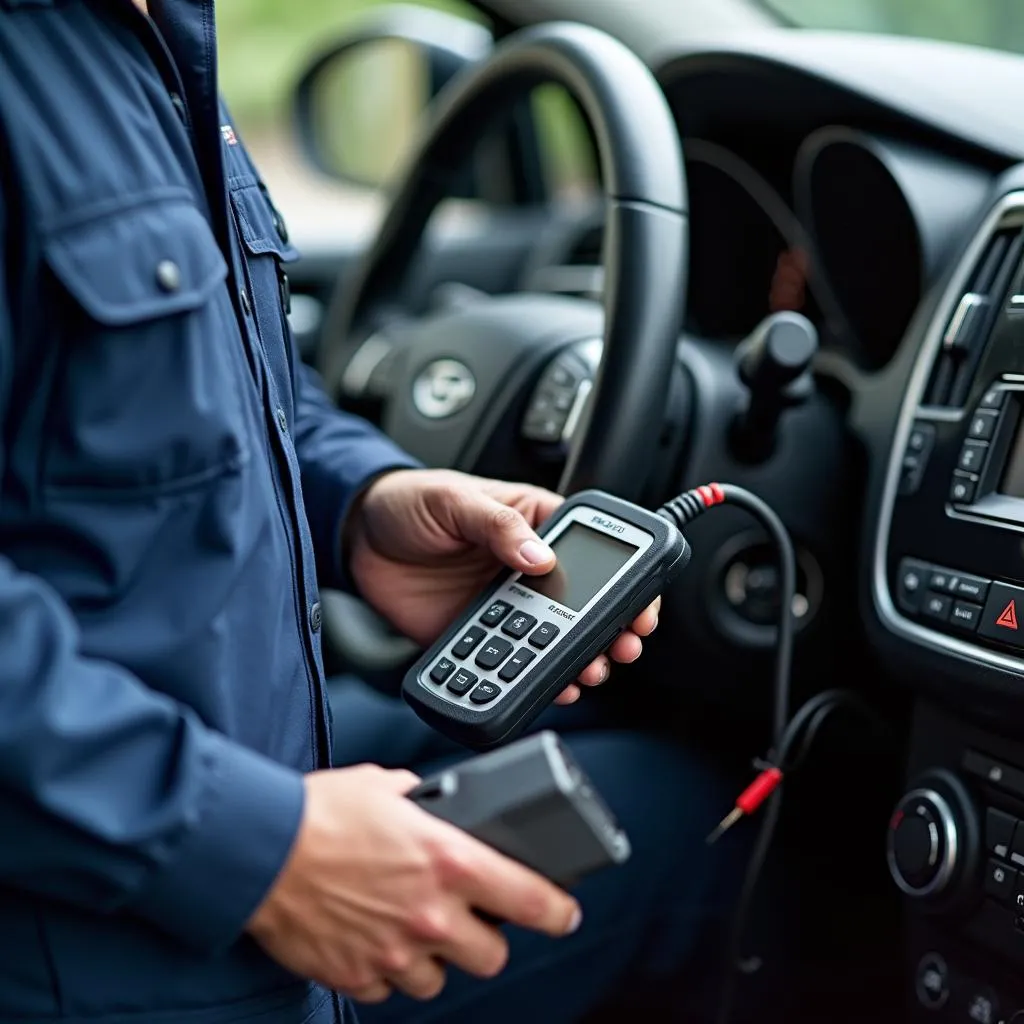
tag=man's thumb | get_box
[453,494,555,575]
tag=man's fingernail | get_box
[520,540,553,565]
[652,615,659,631]
[566,907,583,935]
[599,663,610,682]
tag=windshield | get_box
[763,0,1024,56]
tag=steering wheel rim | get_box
[321,21,689,501]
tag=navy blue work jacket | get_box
[0,1,417,1020]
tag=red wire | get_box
[735,767,784,815]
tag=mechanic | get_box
[0,2,726,1022]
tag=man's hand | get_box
[246,765,580,1003]
[347,469,661,703]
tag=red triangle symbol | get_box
[997,600,1019,630]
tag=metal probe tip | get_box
[706,806,743,845]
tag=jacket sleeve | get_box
[0,198,304,956]
[292,360,421,593]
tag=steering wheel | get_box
[320,21,688,502]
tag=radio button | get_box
[950,473,977,504]
[979,385,1007,409]
[897,559,929,614]
[984,858,1016,904]
[954,575,990,602]
[968,409,1000,440]
[958,440,990,474]
[922,592,952,621]
[499,647,536,681]
[986,808,1017,859]
[929,569,958,593]
[950,600,983,631]
[502,612,538,639]
[907,422,935,454]
[978,582,1024,647]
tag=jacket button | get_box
[309,601,322,633]
[240,288,252,316]
[276,407,288,433]
[273,208,289,244]
[155,260,181,293]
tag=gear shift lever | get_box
[732,311,818,462]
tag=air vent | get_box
[924,225,1024,407]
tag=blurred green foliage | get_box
[216,0,481,133]
[766,0,1024,54]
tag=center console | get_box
[875,190,1024,1022]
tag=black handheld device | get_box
[408,731,630,887]
[402,489,689,749]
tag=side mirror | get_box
[293,5,492,194]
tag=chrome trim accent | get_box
[872,191,1024,674]
[562,378,592,442]
[886,788,958,899]
[942,292,986,349]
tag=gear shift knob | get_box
[732,311,818,461]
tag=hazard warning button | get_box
[979,582,1024,648]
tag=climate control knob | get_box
[887,787,961,899]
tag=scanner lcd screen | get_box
[521,523,638,612]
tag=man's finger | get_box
[349,981,392,1004]
[386,957,447,1001]
[432,907,510,979]
[608,632,642,664]
[448,492,555,574]
[577,657,609,687]
[446,837,581,937]
[630,599,660,637]
[554,684,581,705]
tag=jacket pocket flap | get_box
[230,183,300,262]
[44,193,228,327]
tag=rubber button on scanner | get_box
[430,657,456,684]
[447,669,477,696]
[529,622,560,648]
[502,612,537,639]
[469,682,501,705]
[499,647,536,681]
[452,625,486,659]
[479,600,513,627]
[475,636,513,670]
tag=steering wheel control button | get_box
[897,559,929,614]
[479,600,513,627]
[950,600,983,631]
[475,636,513,670]
[469,681,501,705]
[451,625,486,659]
[430,657,456,684]
[978,583,1024,647]
[915,953,950,1011]
[950,473,978,505]
[922,593,953,622]
[984,858,1017,904]
[986,808,1017,859]
[958,440,990,474]
[529,622,560,649]
[502,612,537,639]
[446,669,477,696]
[499,647,536,682]
[968,409,1000,440]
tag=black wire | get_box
[707,486,796,1024]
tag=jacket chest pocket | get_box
[40,191,252,498]
[229,181,300,412]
